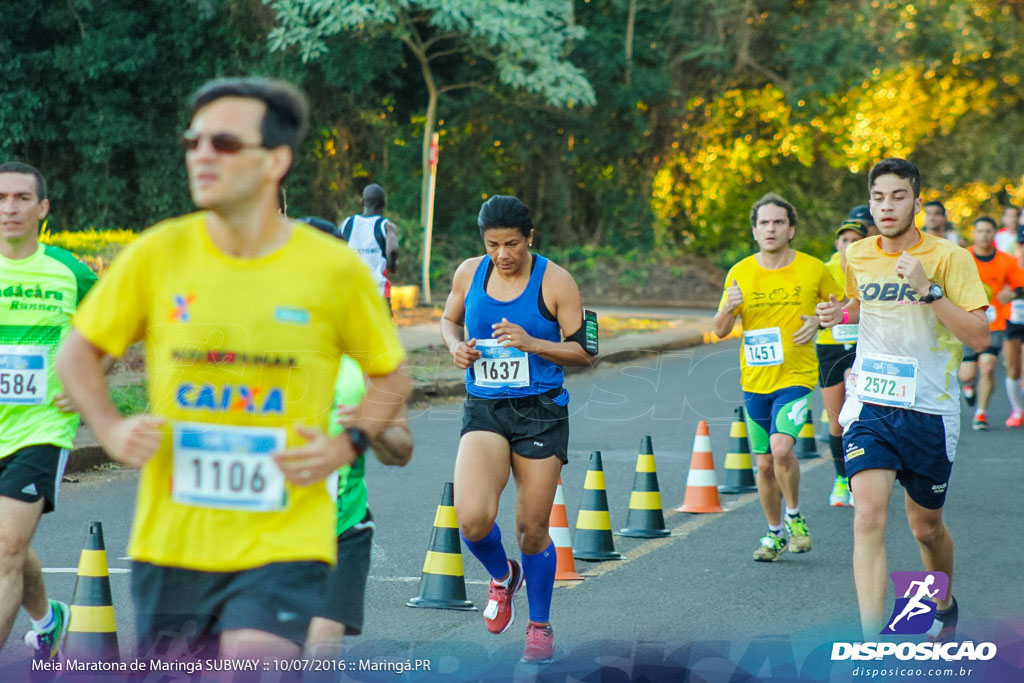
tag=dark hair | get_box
[362,184,385,213]
[749,192,797,228]
[278,186,287,213]
[477,195,534,237]
[869,158,921,198]
[923,200,945,214]
[974,216,997,230]
[0,161,47,201]
[190,77,309,175]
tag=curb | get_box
[65,326,713,475]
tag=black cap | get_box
[847,205,874,226]
[301,216,339,237]
[835,221,868,239]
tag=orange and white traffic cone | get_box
[549,477,583,581]
[675,421,726,513]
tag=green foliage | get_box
[110,382,148,416]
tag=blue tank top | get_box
[464,254,565,398]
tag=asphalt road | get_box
[2,338,1023,681]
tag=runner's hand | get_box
[726,279,743,313]
[105,414,167,468]
[895,252,929,294]
[451,338,482,369]
[53,392,76,413]
[996,286,1015,304]
[334,403,359,426]
[816,294,842,327]
[274,425,357,486]
[793,315,819,344]
[492,318,534,351]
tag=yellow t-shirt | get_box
[721,251,842,394]
[845,231,988,415]
[73,213,405,571]
[815,251,849,346]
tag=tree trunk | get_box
[624,0,638,87]
[420,80,439,229]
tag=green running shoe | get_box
[785,513,813,553]
[753,530,788,562]
[829,475,852,507]
[24,599,69,661]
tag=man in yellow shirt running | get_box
[713,193,843,562]
[818,158,988,641]
[56,78,409,663]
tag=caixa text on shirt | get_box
[175,383,284,414]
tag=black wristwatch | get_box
[921,283,944,304]
[346,427,370,457]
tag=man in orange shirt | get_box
[958,216,1024,428]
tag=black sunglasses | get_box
[180,132,264,154]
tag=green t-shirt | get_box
[0,244,97,458]
[329,354,369,535]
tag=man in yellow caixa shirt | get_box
[713,193,843,564]
[57,78,409,662]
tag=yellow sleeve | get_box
[943,247,990,312]
[817,261,843,301]
[845,258,859,300]
[73,235,151,357]
[332,255,406,377]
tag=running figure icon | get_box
[888,574,939,631]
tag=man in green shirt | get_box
[305,355,412,655]
[0,162,98,661]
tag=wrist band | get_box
[841,307,850,325]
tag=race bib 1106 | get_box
[172,423,287,511]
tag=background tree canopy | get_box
[2,0,1023,284]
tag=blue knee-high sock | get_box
[461,523,509,580]
[521,541,556,624]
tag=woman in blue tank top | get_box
[440,196,594,664]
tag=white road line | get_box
[369,576,489,586]
[43,568,130,574]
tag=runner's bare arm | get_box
[385,220,399,273]
[56,330,165,467]
[441,258,483,369]
[816,296,860,326]
[713,279,743,339]
[54,353,116,412]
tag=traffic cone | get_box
[675,421,726,513]
[719,407,758,494]
[63,522,119,662]
[407,482,476,610]
[617,436,670,537]
[797,407,820,459]
[818,407,831,441]
[549,477,583,580]
[572,451,623,561]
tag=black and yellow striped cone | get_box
[617,436,670,538]
[719,406,758,494]
[572,451,623,561]
[818,406,831,441]
[63,522,119,662]
[407,482,476,611]
[797,407,820,459]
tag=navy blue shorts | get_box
[840,400,959,509]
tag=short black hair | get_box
[190,77,309,175]
[478,195,534,238]
[923,200,945,215]
[750,193,797,228]
[869,158,921,198]
[362,184,385,213]
[0,161,47,201]
[974,216,997,230]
